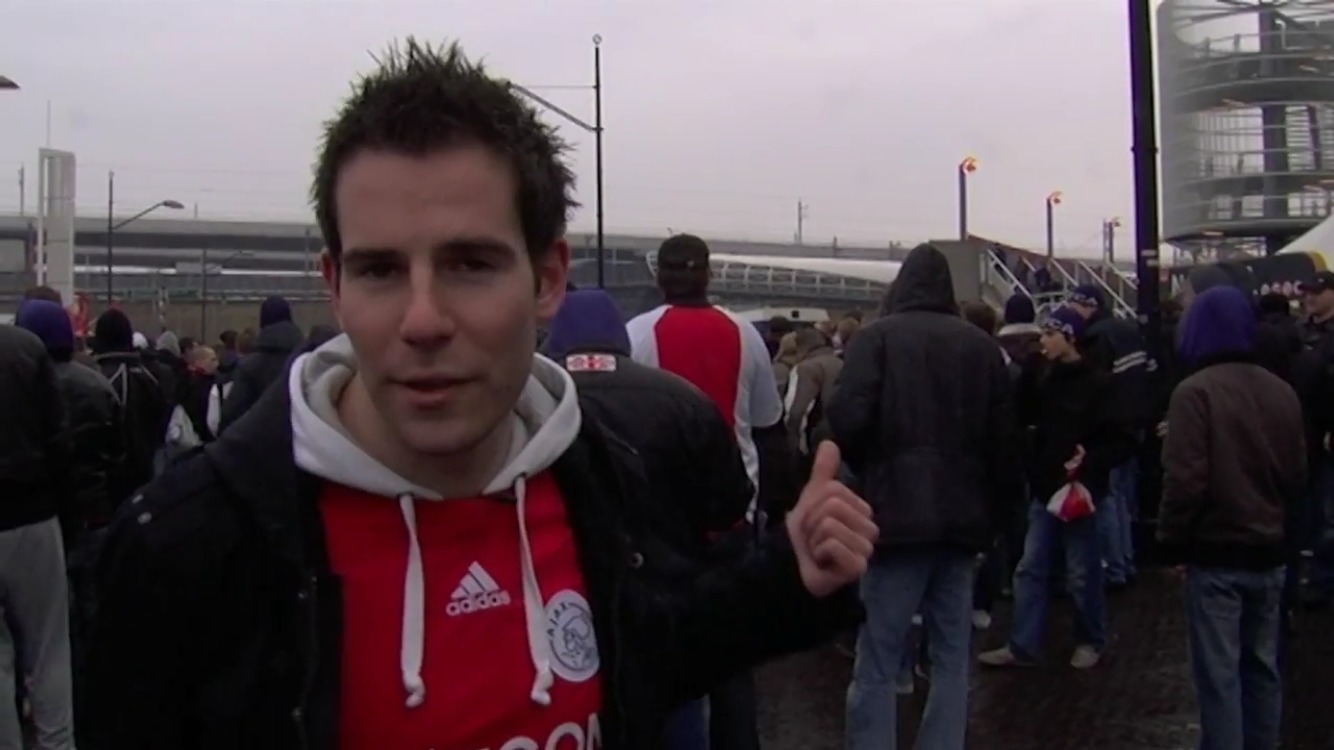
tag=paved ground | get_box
[756,571,1334,749]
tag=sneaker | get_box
[1069,645,1101,669]
[971,609,993,631]
[895,672,915,695]
[977,646,1034,668]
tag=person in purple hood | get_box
[17,300,123,536]
[542,289,765,750]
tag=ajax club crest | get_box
[544,589,599,683]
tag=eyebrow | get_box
[342,238,517,262]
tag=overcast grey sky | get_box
[2,0,1139,256]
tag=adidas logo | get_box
[447,562,512,617]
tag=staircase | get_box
[987,249,1136,319]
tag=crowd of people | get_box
[0,37,1329,750]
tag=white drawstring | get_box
[515,475,554,706]
[396,479,554,710]
[398,493,427,709]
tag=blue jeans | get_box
[663,698,709,750]
[846,547,974,750]
[1098,459,1138,583]
[1010,502,1106,658]
[1186,567,1284,750]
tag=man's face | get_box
[1304,287,1334,318]
[1039,330,1072,361]
[1071,301,1096,320]
[324,144,568,456]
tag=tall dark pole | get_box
[1045,199,1055,259]
[1129,0,1162,349]
[593,35,605,289]
[106,170,115,303]
[958,168,968,240]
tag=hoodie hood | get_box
[1178,285,1256,365]
[156,330,181,357]
[540,289,630,359]
[16,299,75,354]
[93,309,135,353]
[888,243,957,315]
[288,334,582,711]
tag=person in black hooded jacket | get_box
[91,309,169,508]
[829,242,1021,748]
[218,296,304,432]
[17,300,123,535]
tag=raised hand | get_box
[785,441,878,598]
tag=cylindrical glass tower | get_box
[1159,0,1334,256]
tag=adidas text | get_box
[447,590,512,617]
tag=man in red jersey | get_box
[627,235,792,749]
[627,234,790,524]
[85,39,875,750]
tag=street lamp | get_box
[1045,191,1063,259]
[958,156,978,240]
[505,34,606,287]
[106,169,184,302]
[1102,216,1123,263]
[0,75,19,91]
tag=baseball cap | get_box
[657,234,710,271]
[1299,270,1334,294]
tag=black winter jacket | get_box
[1016,357,1137,503]
[827,244,1023,551]
[0,326,72,534]
[1080,304,1154,429]
[93,351,169,507]
[555,349,755,555]
[218,320,303,432]
[85,376,860,750]
[52,360,123,529]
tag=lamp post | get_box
[506,34,606,287]
[106,170,184,302]
[958,156,978,240]
[1128,0,1162,351]
[1102,216,1123,263]
[1045,190,1063,259]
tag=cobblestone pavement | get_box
[757,570,1334,749]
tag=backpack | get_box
[105,360,167,495]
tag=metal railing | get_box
[980,248,1033,304]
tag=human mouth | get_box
[395,375,470,408]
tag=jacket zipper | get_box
[293,572,320,750]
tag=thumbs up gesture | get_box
[785,441,878,598]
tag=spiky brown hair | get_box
[311,38,578,264]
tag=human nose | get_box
[398,267,455,346]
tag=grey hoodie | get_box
[287,335,583,711]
